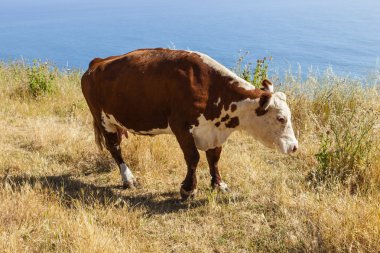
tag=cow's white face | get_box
[245,92,298,154]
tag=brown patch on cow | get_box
[258,92,271,107]
[255,92,272,116]
[261,79,273,92]
[225,117,239,128]
[220,114,230,122]
[255,107,268,116]
[215,122,221,127]
[230,104,237,112]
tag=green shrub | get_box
[252,57,271,88]
[233,51,271,88]
[311,105,378,193]
[27,60,55,98]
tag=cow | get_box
[81,48,298,200]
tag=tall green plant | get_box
[252,57,271,88]
[27,60,55,98]
[233,52,271,87]
[312,107,377,193]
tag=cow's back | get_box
[81,48,214,132]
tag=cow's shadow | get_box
[1,173,207,215]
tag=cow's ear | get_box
[261,79,274,92]
[256,92,272,116]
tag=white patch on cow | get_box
[267,84,274,93]
[101,111,173,135]
[190,108,240,151]
[101,111,118,133]
[119,163,135,184]
[187,51,255,91]
[215,181,230,193]
[190,114,233,151]
[214,97,221,106]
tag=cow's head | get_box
[244,79,298,154]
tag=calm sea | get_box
[1,0,380,77]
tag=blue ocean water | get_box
[1,0,379,77]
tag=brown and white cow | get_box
[81,48,298,200]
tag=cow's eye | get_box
[277,116,286,124]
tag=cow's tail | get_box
[93,120,105,151]
[82,70,106,152]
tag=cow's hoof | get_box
[212,181,231,193]
[122,179,138,189]
[180,187,197,201]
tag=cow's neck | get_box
[221,78,265,132]
[190,76,266,151]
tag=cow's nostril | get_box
[292,145,298,152]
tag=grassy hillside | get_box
[0,60,379,252]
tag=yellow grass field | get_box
[0,62,379,252]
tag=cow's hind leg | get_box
[103,130,137,189]
[206,147,230,193]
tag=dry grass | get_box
[0,61,379,252]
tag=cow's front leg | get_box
[180,143,200,200]
[172,126,200,200]
[103,131,137,188]
[206,147,230,193]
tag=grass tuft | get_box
[312,106,378,193]
[27,60,56,98]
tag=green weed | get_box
[233,51,271,87]
[311,101,378,193]
[27,60,55,98]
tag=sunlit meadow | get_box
[0,59,379,252]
